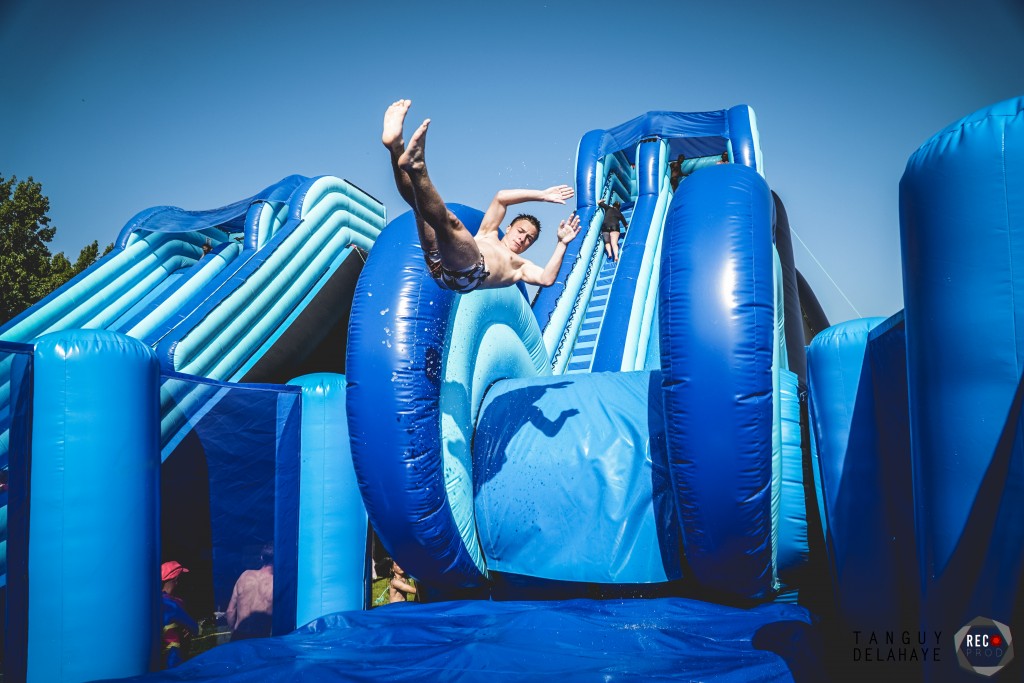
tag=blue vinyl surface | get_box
[900,95,1024,680]
[474,371,680,583]
[100,597,817,683]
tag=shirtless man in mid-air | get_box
[383,99,581,292]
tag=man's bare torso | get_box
[227,568,273,632]
[475,233,530,288]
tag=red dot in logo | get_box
[991,635,1002,647]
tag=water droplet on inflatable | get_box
[380,308,390,315]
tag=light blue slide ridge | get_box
[0,176,332,461]
[0,177,303,466]
[156,176,382,379]
[157,175,384,455]
[0,175,384,584]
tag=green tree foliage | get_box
[0,174,112,325]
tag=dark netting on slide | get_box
[0,340,34,682]
[159,371,301,644]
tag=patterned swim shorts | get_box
[424,250,490,293]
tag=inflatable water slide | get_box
[162,100,1017,682]
[334,106,825,678]
[7,96,1024,682]
[31,105,828,682]
[0,175,384,681]
[0,175,382,464]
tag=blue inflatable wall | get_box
[806,315,919,636]
[900,96,1024,680]
[159,372,301,637]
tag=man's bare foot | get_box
[398,119,430,174]
[382,99,411,151]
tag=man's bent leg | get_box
[399,119,482,271]
[383,101,468,271]
[382,100,418,210]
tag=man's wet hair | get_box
[260,543,274,567]
[511,213,541,235]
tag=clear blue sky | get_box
[2,0,1023,323]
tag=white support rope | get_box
[790,228,863,318]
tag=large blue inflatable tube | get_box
[346,206,490,592]
[900,96,1024,653]
[25,330,160,681]
[659,163,777,599]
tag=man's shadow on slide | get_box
[471,380,579,495]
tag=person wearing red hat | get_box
[161,560,198,668]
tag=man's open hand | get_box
[557,213,581,244]
[541,185,575,204]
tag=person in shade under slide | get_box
[383,99,581,293]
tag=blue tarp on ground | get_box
[104,597,819,682]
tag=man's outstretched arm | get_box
[479,185,574,235]
[520,213,581,287]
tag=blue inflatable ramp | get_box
[101,598,818,682]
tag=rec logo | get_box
[954,617,1014,676]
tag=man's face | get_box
[504,219,539,254]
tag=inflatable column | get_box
[901,97,1024,680]
[21,330,160,682]
[290,373,368,624]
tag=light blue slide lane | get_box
[0,175,384,587]
[0,175,310,465]
[158,176,384,455]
